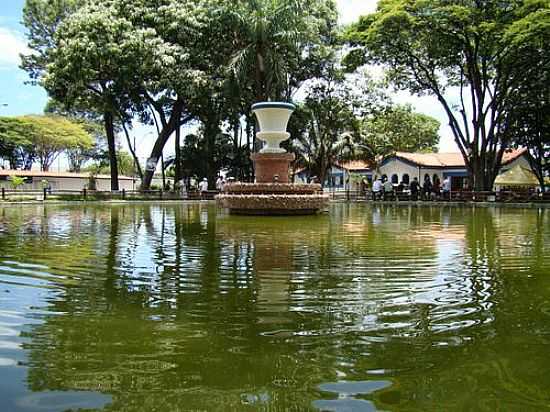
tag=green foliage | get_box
[9,176,26,190]
[503,1,550,191]
[20,115,92,171]
[177,132,234,181]
[227,0,338,101]
[84,150,137,177]
[0,117,33,169]
[354,104,440,169]
[289,80,358,185]
[345,0,550,190]
[0,115,92,171]
[45,99,108,172]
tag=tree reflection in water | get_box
[0,204,548,410]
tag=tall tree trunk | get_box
[161,153,166,189]
[204,121,218,190]
[104,110,119,191]
[175,121,182,183]
[141,101,183,190]
[121,121,143,180]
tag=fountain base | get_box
[217,183,329,215]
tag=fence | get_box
[0,188,220,202]
[1,187,549,204]
[329,189,550,203]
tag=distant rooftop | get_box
[392,148,527,168]
[0,170,133,180]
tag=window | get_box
[391,174,398,184]
[402,174,410,184]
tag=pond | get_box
[0,203,549,411]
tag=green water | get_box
[0,203,549,411]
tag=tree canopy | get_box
[0,115,92,171]
[345,0,550,190]
[354,104,440,170]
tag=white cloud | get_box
[0,27,30,67]
[335,0,378,25]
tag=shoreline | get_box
[1,199,549,209]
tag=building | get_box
[0,170,134,191]
[294,160,373,190]
[378,149,530,190]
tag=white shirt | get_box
[373,180,383,192]
[443,178,451,191]
[199,180,208,192]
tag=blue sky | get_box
[0,0,48,117]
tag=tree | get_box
[84,149,138,178]
[289,81,357,186]
[354,104,440,170]
[24,0,190,189]
[174,132,234,183]
[0,117,34,169]
[21,0,82,83]
[504,1,550,191]
[228,0,338,102]
[44,99,107,172]
[345,0,550,190]
[9,176,26,190]
[18,115,92,171]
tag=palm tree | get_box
[289,81,357,186]
[228,0,337,102]
[292,111,354,186]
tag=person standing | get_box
[199,178,209,199]
[189,175,197,191]
[423,176,432,201]
[383,178,394,201]
[410,177,420,201]
[432,176,441,200]
[372,177,383,201]
[442,176,451,200]
[216,176,224,192]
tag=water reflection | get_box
[0,204,549,410]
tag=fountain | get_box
[217,102,329,215]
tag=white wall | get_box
[0,177,134,191]
[379,159,446,184]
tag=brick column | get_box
[251,153,295,183]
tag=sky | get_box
[0,0,458,171]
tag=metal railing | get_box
[0,188,220,201]
[1,187,548,204]
[326,189,549,203]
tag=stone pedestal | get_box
[251,153,295,183]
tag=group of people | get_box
[371,175,452,201]
[180,175,238,199]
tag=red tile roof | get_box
[393,148,527,168]
[0,170,133,180]
[339,160,372,171]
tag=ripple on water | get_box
[318,380,392,395]
[16,391,112,411]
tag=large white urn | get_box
[252,102,296,153]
